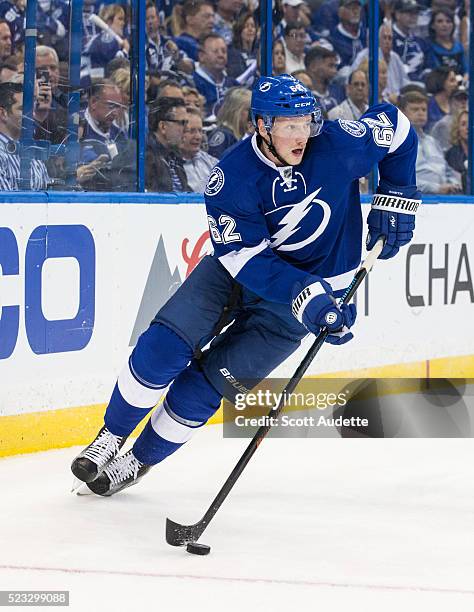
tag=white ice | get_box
[1,427,474,611]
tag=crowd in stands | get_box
[0,0,470,193]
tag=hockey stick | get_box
[88,14,125,46]
[166,238,385,547]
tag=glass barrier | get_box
[0,0,470,195]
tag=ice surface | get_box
[1,426,474,611]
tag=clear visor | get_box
[269,115,319,138]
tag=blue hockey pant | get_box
[104,256,307,465]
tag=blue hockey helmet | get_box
[251,74,323,136]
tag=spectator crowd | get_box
[0,0,470,194]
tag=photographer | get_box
[33,47,68,146]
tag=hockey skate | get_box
[71,426,128,484]
[86,450,151,497]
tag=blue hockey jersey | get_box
[204,103,418,304]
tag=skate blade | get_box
[71,477,92,495]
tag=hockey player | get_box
[72,74,421,496]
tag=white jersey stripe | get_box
[218,239,269,278]
[388,109,411,154]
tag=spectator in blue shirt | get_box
[145,0,193,77]
[329,0,366,78]
[174,0,215,62]
[274,0,305,40]
[227,11,258,86]
[213,0,245,46]
[192,33,238,117]
[0,2,21,51]
[392,0,430,82]
[81,4,130,88]
[36,0,69,61]
[425,65,459,130]
[427,8,467,78]
[304,45,344,116]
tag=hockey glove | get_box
[291,277,357,345]
[366,181,422,260]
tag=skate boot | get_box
[71,426,128,483]
[86,450,151,497]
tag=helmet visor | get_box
[270,115,320,138]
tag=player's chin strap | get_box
[258,132,293,167]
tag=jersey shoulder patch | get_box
[337,119,367,137]
[208,129,226,147]
[205,166,225,196]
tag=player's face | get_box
[267,115,312,165]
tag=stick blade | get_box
[166,517,205,546]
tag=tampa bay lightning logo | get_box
[267,187,331,252]
[338,119,367,138]
[259,81,272,92]
[205,167,225,196]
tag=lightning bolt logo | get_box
[270,187,331,252]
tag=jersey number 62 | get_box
[207,214,242,244]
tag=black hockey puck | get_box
[186,542,211,555]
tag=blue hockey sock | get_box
[104,323,193,437]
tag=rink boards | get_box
[1,198,473,455]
